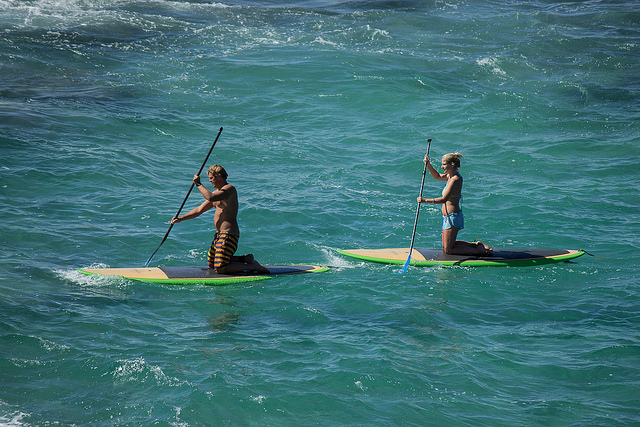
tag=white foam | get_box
[56,264,128,288]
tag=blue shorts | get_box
[442,210,464,230]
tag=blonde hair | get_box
[207,164,228,180]
[442,152,463,170]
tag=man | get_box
[171,164,269,274]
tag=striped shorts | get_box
[208,232,239,269]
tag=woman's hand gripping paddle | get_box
[144,127,223,267]
[400,139,431,274]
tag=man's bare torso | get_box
[212,183,239,235]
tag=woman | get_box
[417,152,492,256]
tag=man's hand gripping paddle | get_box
[400,138,431,274]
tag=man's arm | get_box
[193,174,234,203]
[171,200,213,224]
[197,184,234,203]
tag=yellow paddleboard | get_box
[78,265,329,285]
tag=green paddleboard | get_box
[337,248,585,267]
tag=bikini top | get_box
[443,173,463,202]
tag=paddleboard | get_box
[337,248,585,267]
[78,265,329,285]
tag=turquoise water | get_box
[1,0,639,425]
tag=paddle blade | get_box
[400,254,411,273]
[144,250,157,267]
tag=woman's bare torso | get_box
[442,174,462,215]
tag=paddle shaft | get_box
[401,138,431,272]
[144,127,223,267]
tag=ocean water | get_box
[1,0,639,425]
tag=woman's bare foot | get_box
[475,241,493,257]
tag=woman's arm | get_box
[418,174,461,204]
[424,155,447,181]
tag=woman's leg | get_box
[442,227,459,254]
[442,227,492,256]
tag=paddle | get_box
[400,138,431,273]
[144,127,223,267]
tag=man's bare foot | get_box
[249,260,270,274]
[232,254,254,264]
